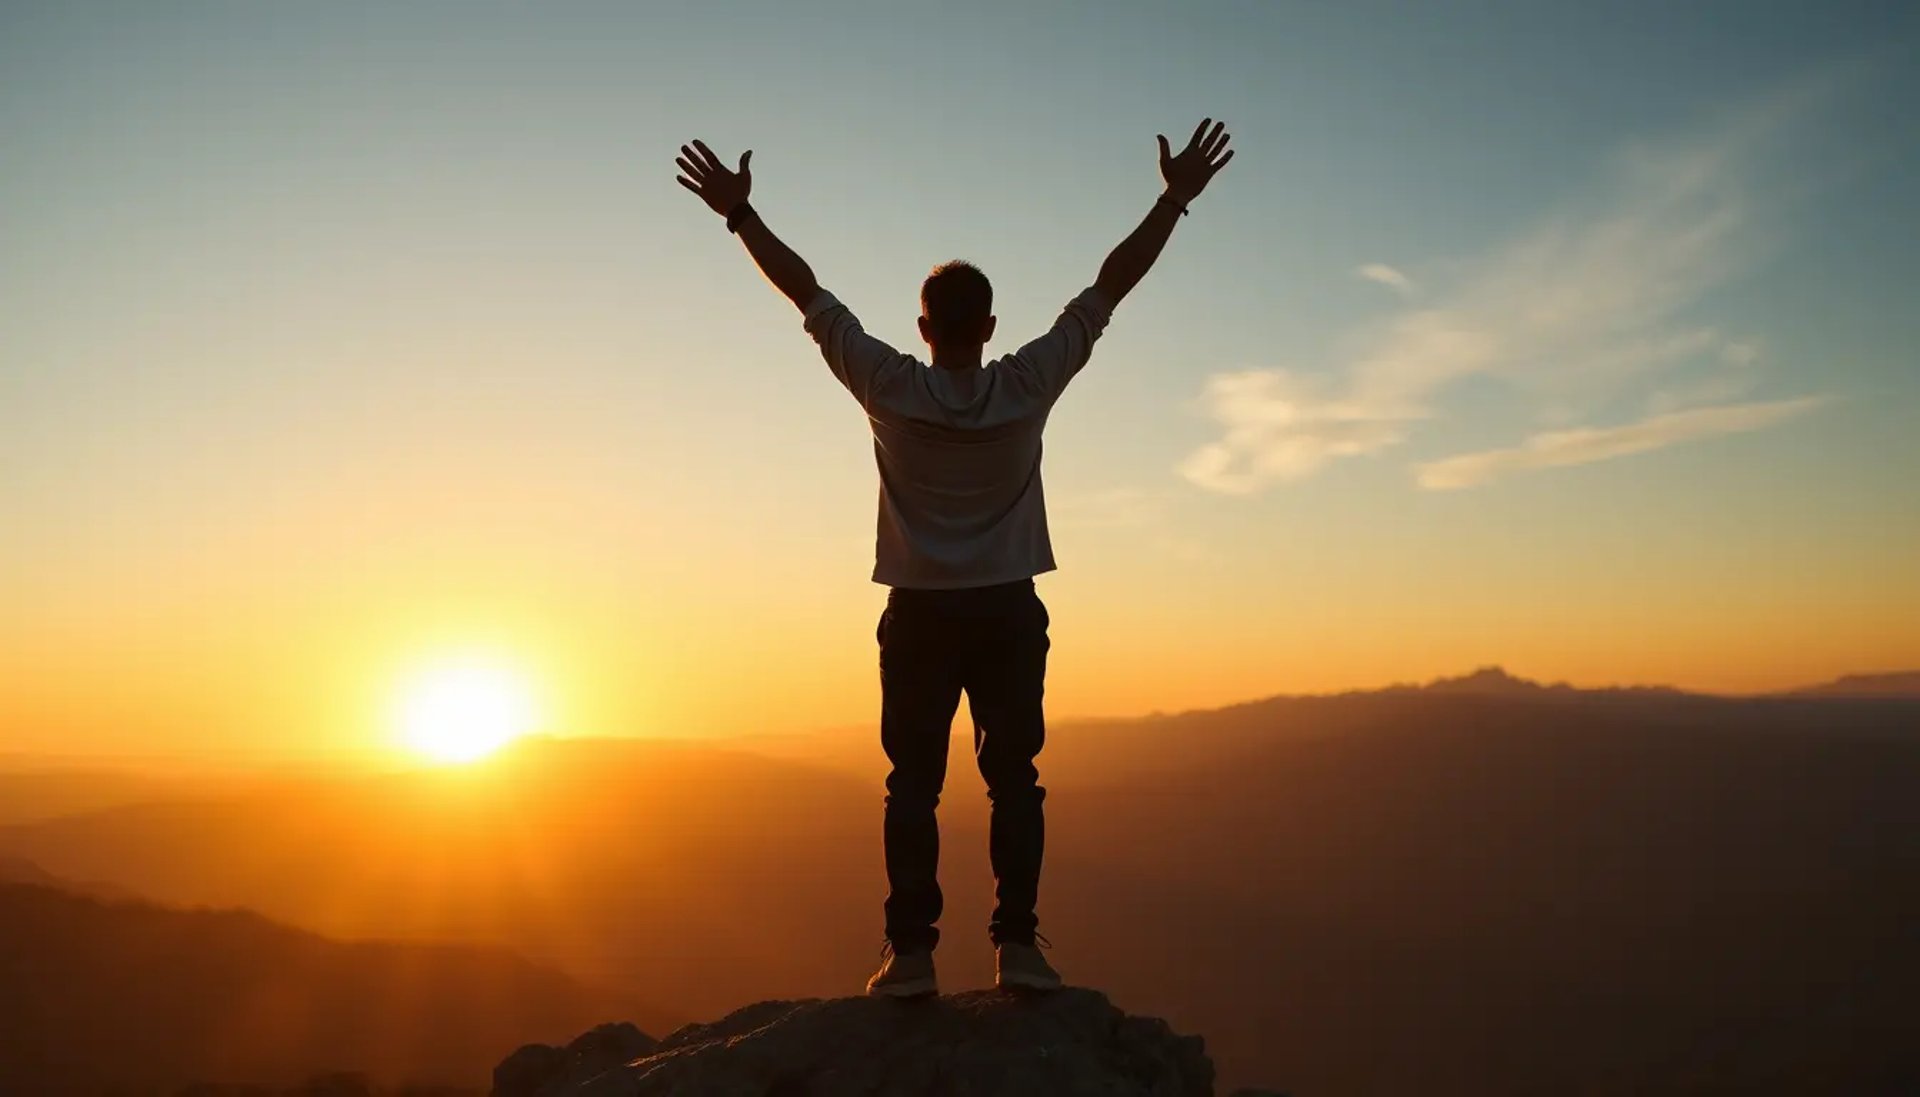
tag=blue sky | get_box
[2,0,1917,753]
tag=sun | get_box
[394,658,541,763]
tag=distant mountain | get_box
[0,883,675,1095]
[0,855,137,903]
[3,680,1918,1093]
[1786,670,1920,699]
[0,765,212,826]
[1414,665,1556,695]
[0,855,71,888]
[1377,666,1695,701]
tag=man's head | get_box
[919,260,996,354]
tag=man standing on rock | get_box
[673,119,1235,997]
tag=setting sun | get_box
[394,659,541,763]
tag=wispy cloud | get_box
[1645,367,1761,415]
[1356,263,1417,297]
[1414,396,1827,490]
[1178,370,1417,493]
[1183,89,1831,494]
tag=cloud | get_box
[1177,370,1417,492]
[1182,90,1829,494]
[1413,396,1826,490]
[1356,263,1416,296]
[1645,367,1761,415]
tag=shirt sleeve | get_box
[802,290,909,408]
[1001,287,1115,403]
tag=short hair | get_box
[920,260,993,344]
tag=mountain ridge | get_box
[0,881,679,1095]
[1784,669,1920,698]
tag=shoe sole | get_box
[867,977,938,999]
[995,971,1063,992]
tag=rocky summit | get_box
[493,987,1276,1097]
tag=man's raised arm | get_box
[674,139,819,310]
[1093,119,1235,306]
[675,139,908,405]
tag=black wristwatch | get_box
[725,202,757,234]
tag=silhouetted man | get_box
[673,119,1234,997]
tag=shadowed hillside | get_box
[1043,684,1920,1093]
[0,882,675,1095]
[3,673,1917,1094]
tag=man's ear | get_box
[918,315,935,347]
[982,315,997,344]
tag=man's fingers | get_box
[1156,134,1171,162]
[675,175,705,197]
[692,139,725,173]
[738,149,753,175]
[1211,148,1235,173]
[1206,133,1232,163]
[675,156,704,180]
[1188,117,1211,150]
[1201,121,1227,158]
[682,142,717,174]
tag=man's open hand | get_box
[674,140,752,216]
[1157,119,1234,204]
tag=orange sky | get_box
[4,5,1918,764]
[4,484,1915,763]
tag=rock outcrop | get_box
[495,989,1236,1096]
[498,1021,657,1096]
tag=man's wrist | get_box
[1157,191,1194,215]
[725,201,757,233]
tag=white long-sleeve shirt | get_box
[802,287,1115,590]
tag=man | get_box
[673,119,1234,998]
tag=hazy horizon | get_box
[0,662,1913,772]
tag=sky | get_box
[3,0,1918,762]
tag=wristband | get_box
[1157,194,1190,217]
[726,202,757,234]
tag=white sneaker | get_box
[995,939,1062,992]
[866,942,938,998]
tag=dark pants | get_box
[878,578,1049,950]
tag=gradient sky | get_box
[3,1,1918,761]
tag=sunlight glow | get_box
[394,658,540,763]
